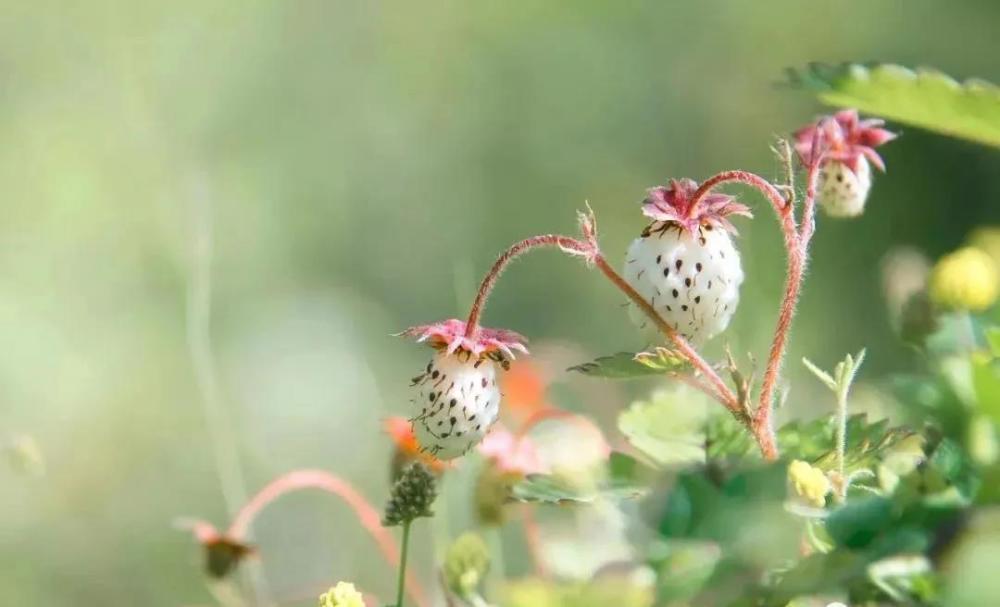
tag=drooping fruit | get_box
[623,179,750,345]
[795,109,896,218]
[410,350,501,460]
[399,319,527,460]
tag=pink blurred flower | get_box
[478,426,548,476]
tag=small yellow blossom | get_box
[930,247,1000,312]
[968,227,1000,269]
[788,460,831,507]
[319,582,364,607]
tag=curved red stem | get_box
[226,469,428,607]
[464,235,588,338]
[686,164,824,461]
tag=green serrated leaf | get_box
[618,389,709,466]
[510,472,647,505]
[568,350,689,379]
[788,62,1000,148]
[779,414,918,477]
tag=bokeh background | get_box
[2,1,999,605]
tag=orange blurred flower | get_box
[384,416,450,476]
[502,359,550,422]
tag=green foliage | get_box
[788,62,1000,147]
[567,348,690,379]
[618,388,709,465]
[778,413,917,477]
[510,469,648,505]
[503,578,652,607]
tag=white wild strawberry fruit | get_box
[400,319,527,460]
[410,351,501,460]
[816,157,871,218]
[795,109,896,219]
[623,179,750,345]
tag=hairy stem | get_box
[591,255,743,417]
[395,521,412,607]
[834,385,849,501]
[688,168,826,460]
[464,235,588,337]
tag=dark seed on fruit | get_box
[431,370,439,379]
[696,263,703,272]
[676,259,683,270]
[656,254,662,264]
[685,278,691,287]
[682,305,688,311]
[663,268,669,277]
[672,289,679,298]
[695,296,701,303]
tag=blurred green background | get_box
[2,1,999,605]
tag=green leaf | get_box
[987,327,1000,357]
[568,349,689,379]
[825,496,894,549]
[778,414,917,478]
[510,472,647,505]
[618,389,709,466]
[787,62,1000,148]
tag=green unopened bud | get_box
[382,462,437,526]
[443,532,490,599]
[318,581,365,607]
[474,465,520,526]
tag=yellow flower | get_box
[318,582,364,607]
[788,460,830,507]
[968,227,1000,268]
[930,247,1000,311]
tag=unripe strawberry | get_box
[400,319,527,460]
[795,109,896,218]
[411,350,501,460]
[817,156,871,218]
[623,179,750,345]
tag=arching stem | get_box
[226,469,428,607]
[464,235,588,338]
[686,160,824,461]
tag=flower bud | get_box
[930,247,1000,312]
[318,582,365,607]
[382,462,437,526]
[787,460,831,508]
[443,532,490,599]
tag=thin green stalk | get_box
[834,385,849,501]
[486,526,506,595]
[396,521,413,607]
